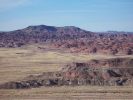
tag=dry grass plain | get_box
[0,44,133,100]
[0,86,133,100]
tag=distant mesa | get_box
[0,25,133,55]
[24,25,57,32]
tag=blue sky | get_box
[0,0,133,32]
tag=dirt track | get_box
[1,92,133,100]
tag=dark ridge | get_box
[24,25,57,32]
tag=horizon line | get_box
[0,24,133,33]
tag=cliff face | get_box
[0,25,133,55]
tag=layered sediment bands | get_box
[0,58,133,89]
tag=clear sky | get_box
[0,0,133,32]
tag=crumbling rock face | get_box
[0,58,133,89]
[61,58,133,86]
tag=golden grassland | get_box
[0,45,132,84]
[0,86,133,100]
[0,44,133,100]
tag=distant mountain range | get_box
[0,25,133,55]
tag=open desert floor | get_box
[0,44,133,100]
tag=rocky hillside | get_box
[0,58,132,89]
[0,25,133,55]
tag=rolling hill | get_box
[0,25,133,55]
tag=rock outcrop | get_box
[0,58,132,89]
